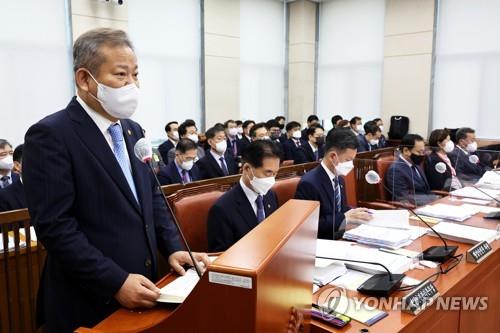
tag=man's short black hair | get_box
[266,119,280,129]
[325,128,359,152]
[235,120,243,126]
[13,144,23,163]
[350,116,361,125]
[307,115,319,123]
[242,120,255,129]
[363,121,381,136]
[401,134,424,150]
[242,140,283,168]
[164,121,178,134]
[178,120,197,137]
[286,121,301,132]
[331,115,343,126]
[175,138,198,154]
[373,118,382,123]
[224,119,236,128]
[205,124,225,140]
[275,116,286,122]
[306,124,324,137]
[0,139,12,150]
[250,122,267,138]
[456,127,475,142]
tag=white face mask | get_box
[379,125,384,132]
[335,160,354,176]
[171,131,179,141]
[215,140,227,154]
[87,72,139,119]
[369,139,379,146]
[0,155,14,170]
[248,168,275,196]
[228,128,238,137]
[187,133,199,144]
[180,159,194,171]
[261,136,270,141]
[356,124,364,133]
[443,140,454,153]
[292,130,302,139]
[466,141,477,153]
[237,127,244,134]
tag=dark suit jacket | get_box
[237,136,252,157]
[157,139,175,164]
[207,182,278,252]
[448,146,488,183]
[196,150,238,180]
[357,135,378,152]
[282,138,302,161]
[1,171,20,188]
[22,97,182,333]
[157,160,201,185]
[294,143,324,164]
[385,158,433,206]
[0,179,27,212]
[424,152,461,191]
[294,165,349,240]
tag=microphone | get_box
[134,138,203,278]
[316,255,405,297]
[365,171,458,263]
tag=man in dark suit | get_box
[301,114,319,141]
[295,128,372,239]
[282,121,303,161]
[207,140,281,252]
[373,118,386,148]
[224,119,240,161]
[196,124,238,179]
[22,28,209,333]
[157,138,201,185]
[237,120,255,156]
[357,121,382,152]
[166,119,205,164]
[0,139,20,189]
[0,144,26,212]
[157,121,178,164]
[448,127,489,184]
[385,134,438,206]
[294,125,325,164]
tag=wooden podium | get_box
[76,199,319,333]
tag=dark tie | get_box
[314,150,319,161]
[256,195,265,223]
[219,157,229,176]
[232,140,238,157]
[0,175,10,189]
[333,177,342,213]
[181,169,188,184]
[294,139,301,148]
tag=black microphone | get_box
[134,138,203,278]
[365,170,458,263]
[316,255,405,297]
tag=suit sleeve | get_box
[294,148,308,165]
[295,180,333,239]
[385,165,412,203]
[23,123,128,301]
[207,203,233,252]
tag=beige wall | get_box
[71,0,128,40]
[381,0,436,138]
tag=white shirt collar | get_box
[240,178,259,200]
[399,154,413,167]
[308,141,318,153]
[76,94,119,136]
[457,145,469,155]
[209,149,224,161]
[321,161,336,181]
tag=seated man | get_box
[295,128,372,239]
[326,115,343,137]
[0,139,20,188]
[166,119,205,164]
[385,134,438,206]
[250,122,270,141]
[282,121,303,161]
[0,144,27,212]
[301,115,319,141]
[157,121,178,164]
[196,124,238,179]
[207,140,280,252]
[294,125,325,164]
[373,118,386,148]
[448,127,489,184]
[224,119,240,160]
[357,121,382,152]
[349,116,363,137]
[237,120,255,156]
[157,139,201,185]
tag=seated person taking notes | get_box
[157,138,201,185]
[294,128,372,240]
[207,140,281,252]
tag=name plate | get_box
[466,241,492,264]
[401,281,439,315]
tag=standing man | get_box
[23,28,208,333]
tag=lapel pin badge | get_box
[267,204,271,208]
[127,129,132,136]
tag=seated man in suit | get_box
[250,122,270,141]
[157,121,178,164]
[326,115,343,137]
[0,144,27,212]
[349,116,363,137]
[224,119,240,161]
[196,124,238,179]
[275,116,287,143]
[357,121,382,152]
[282,121,303,161]
[207,140,281,252]
[301,114,319,141]
[448,127,489,184]
[237,120,255,156]
[385,134,438,206]
[373,118,386,148]
[294,125,325,164]
[0,139,20,189]
[295,128,372,239]
[235,120,243,139]
[166,119,205,164]
[157,139,201,185]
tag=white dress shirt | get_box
[210,149,225,169]
[239,178,258,216]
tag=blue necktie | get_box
[108,123,138,202]
[219,157,229,176]
[333,177,342,213]
[314,150,319,161]
[256,195,265,223]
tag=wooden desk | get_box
[312,196,499,333]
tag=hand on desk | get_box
[345,208,373,223]
[115,273,161,309]
[168,251,210,276]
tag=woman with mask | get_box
[424,129,462,191]
[294,125,325,164]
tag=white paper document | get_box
[157,269,200,303]
[450,186,500,201]
[350,210,410,229]
[343,224,413,249]
[429,222,498,244]
[415,203,480,222]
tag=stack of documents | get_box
[314,259,347,286]
[429,222,498,244]
[343,224,413,249]
[157,269,199,303]
[350,210,410,229]
[450,186,500,201]
[476,171,500,190]
[415,203,481,222]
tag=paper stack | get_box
[350,210,410,229]
[450,186,500,201]
[428,222,498,244]
[415,203,481,222]
[343,224,413,249]
[476,171,500,190]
